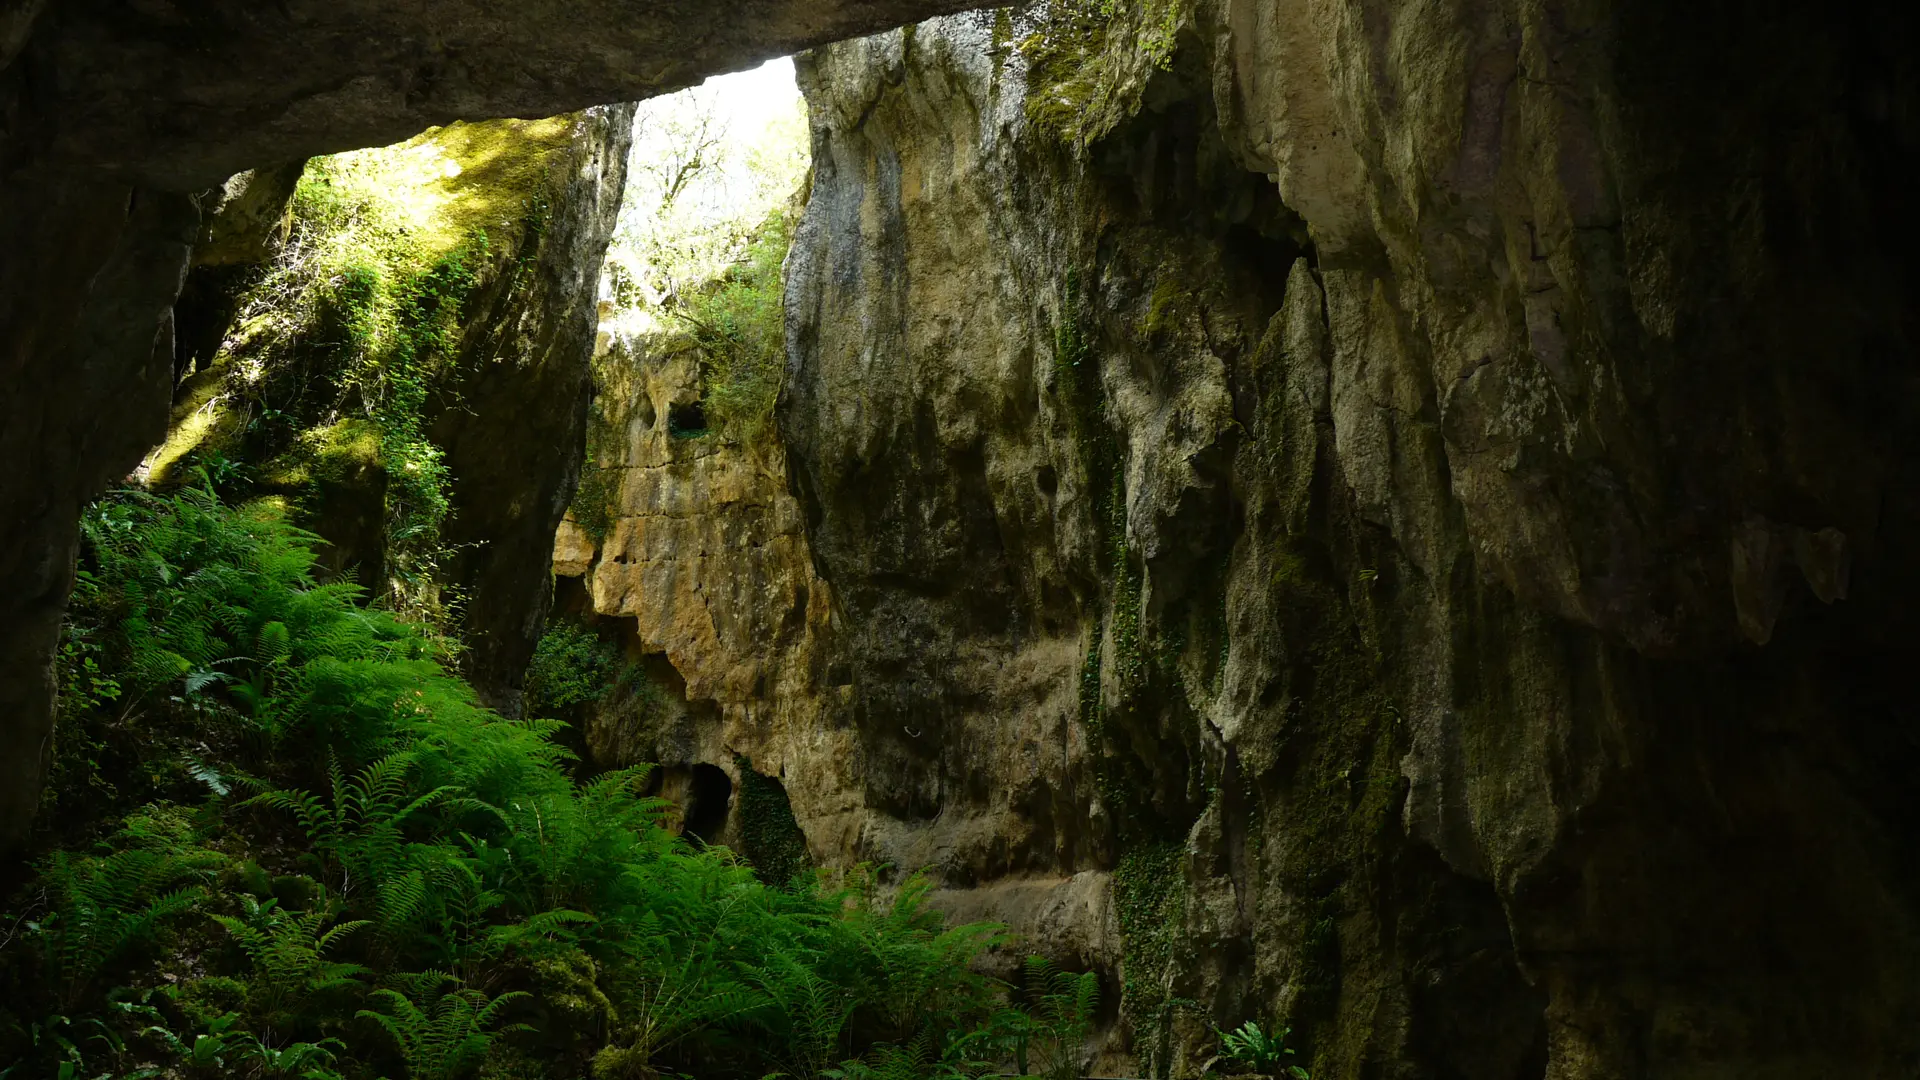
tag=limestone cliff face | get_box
[761,9,1918,1079]
[551,329,845,849]
[562,254,1123,997]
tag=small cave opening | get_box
[668,400,710,438]
[683,762,733,845]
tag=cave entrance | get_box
[667,400,710,438]
[684,762,733,845]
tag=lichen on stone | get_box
[1016,0,1191,150]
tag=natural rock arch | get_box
[0,0,987,847]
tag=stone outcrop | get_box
[552,330,844,849]
[567,6,1920,1077]
[556,290,1131,993]
[425,110,633,710]
[0,0,981,847]
[144,109,632,714]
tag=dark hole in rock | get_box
[1036,465,1058,496]
[637,394,658,431]
[684,762,732,845]
[668,400,710,438]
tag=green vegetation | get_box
[602,77,808,447]
[1,487,1107,1079]
[1218,1021,1309,1078]
[523,621,623,718]
[1004,958,1099,1080]
[825,956,1098,1080]
[735,756,814,890]
[1113,844,1189,1078]
[146,118,576,623]
[238,153,489,612]
[569,426,622,546]
[672,211,791,443]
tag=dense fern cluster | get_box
[1,489,1101,1079]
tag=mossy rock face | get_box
[294,420,389,591]
[783,7,1920,1077]
[143,108,635,709]
[307,115,577,264]
[1014,0,1192,151]
[735,756,814,890]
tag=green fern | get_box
[1012,957,1099,1080]
[19,487,1043,1080]
[825,1031,986,1080]
[594,863,774,1076]
[212,895,372,1035]
[835,872,1006,1043]
[241,751,478,901]
[357,972,529,1080]
[35,809,227,1006]
[138,1009,348,1079]
[1218,1021,1309,1079]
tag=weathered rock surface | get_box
[758,8,1918,1078]
[0,182,199,853]
[552,332,848,848]
[0,0,982,846]
[428,109,634,711]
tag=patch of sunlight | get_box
[320,115,576,260]
[140,373,233,486]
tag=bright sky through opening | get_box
[605,57,809,328]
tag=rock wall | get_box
[569,7,1920,1078]
[552,331,849,856]
[563,234,1126,1004]
[426,110,633,710]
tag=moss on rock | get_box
[142,115,595,621]
[735,756,814,889]
[1017,0,1192,150]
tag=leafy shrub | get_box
[673,211,791,443]
[1218,1020,1308,1078]
[523,620,622,717]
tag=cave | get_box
[5,0,1920,1076]
[668,399,710,439]
[682,762,734,845]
